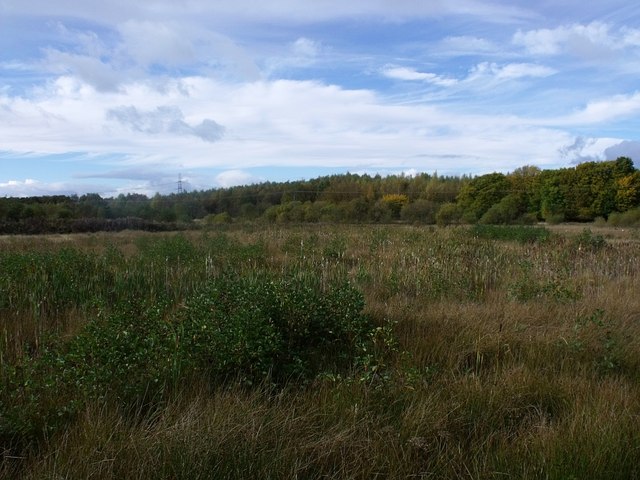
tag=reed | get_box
[1,224,639,479]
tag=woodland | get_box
[1,157,639,233]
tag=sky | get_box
[2,1,640,197]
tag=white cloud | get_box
[1,3,638,190]
[622,27,640,48]
[382,62,555,92]
[382,66,458,87]
[107,105,225,142]
[513,22,640,59]
[556,136,623,163]
[0,178,77,197]
[435,36,499,56]
[551,91,640,125]
[41,49,122,92]
[0,73,587,177]
[215,170,260,188]
[490,62,556,80]
[292,37,321,58]
[117,20,196,67]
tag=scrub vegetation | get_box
[1,224,640,479]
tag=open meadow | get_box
[1,224,640,479]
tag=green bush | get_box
[0,273,375,448]
[574,228,606,251]
[608,208,640,227]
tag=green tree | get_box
[381,194,409,219]
[456,173,510,223]
[615,171,640,212]
[436,202,462,226]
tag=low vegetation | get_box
[1,224,640,478]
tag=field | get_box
[1,224,640,479]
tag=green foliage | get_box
[0,270,375,447]
[204,212,232,224]
[607,207,640,227]
[457,172,510,222]
[574,228,607,251]
[435,202,462,226]
[1,158,638,232]
[508,277,581,303]
[381,194,409,219]
[180,274,372,382]
[562,309,621,374]
[400,199,438,224]
[2,225,640,479]
[478,194,521,224]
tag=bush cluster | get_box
[0,273,374,448]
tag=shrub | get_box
[575,228,606,251]
[400,200,438,224]
[204,212,232,224]
[0,273,375,448]
[436,202,462,226]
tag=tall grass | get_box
[2,225,640,479]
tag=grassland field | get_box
[1,223,640,479]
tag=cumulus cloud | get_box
[0,75,591,176]
[107,105,225,142]
[558,136,600,163]
[0,178,78,197]
[604,141,640,163]
[215,169,260,188]
[513,22,640,60]
[557,135,625,164]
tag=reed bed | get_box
[1,224,640,479]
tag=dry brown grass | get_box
[3,223,640,479]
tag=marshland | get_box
[1,223,639,479]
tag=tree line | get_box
[1,157,639,233]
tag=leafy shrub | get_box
[607,208,640,227]
[180,273,372,382]
[435,202,462,226]
[574,228,606,251]
[508,278,581,303]
[400,200,438,224]
[0,273,375,448]
[478,195,520,225]
[204,212,232,224]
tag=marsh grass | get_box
[2,225,640,479]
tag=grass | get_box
[1,224,640,479]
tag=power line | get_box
[177,174,184,195]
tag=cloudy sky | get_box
[2,1,640,197]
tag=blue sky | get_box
[2,1,640,197]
